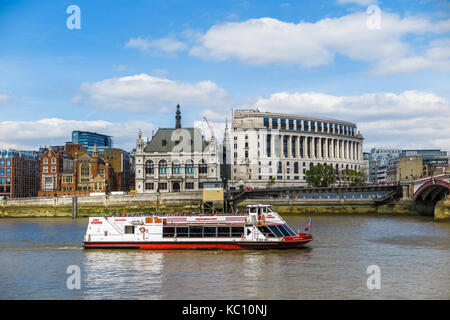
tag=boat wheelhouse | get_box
[83,204,312,250]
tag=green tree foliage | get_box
[342,169,367,186]
[305,164,337,187]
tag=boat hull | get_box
[83,238,312,250]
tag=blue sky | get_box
[0,0,449,151]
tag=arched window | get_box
[159,160,167,174]
[145,160,154,174]
[80,164,90,183]
[172,160,180,174]
[199,159,207,174]
[185,160,194,174]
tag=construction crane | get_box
[202,116,215,140]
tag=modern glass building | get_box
[72,131,113,152]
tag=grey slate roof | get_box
[143,128,209,153]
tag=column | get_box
[303,136,307,159]
[325,138,329,159]
[312,137,316,159]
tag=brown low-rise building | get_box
[38,144,117,197]
[0,150,40,199]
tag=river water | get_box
[0,214,448,300]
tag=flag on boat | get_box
[304,218,311,232]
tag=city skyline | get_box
[0,0,449,152]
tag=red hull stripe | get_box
[83,240,312,250]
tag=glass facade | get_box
[72,131,113,151]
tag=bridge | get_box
[229,184,400,205]
[406,174,450,218]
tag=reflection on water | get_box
[0,215,448,299]
[83,251,164,299]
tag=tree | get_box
[342,169,367,186]
[305,164,337,187]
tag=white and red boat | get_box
[83,204,312,250]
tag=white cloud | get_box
[370,38,450,75]
[72,73,229,113]
[189,11,449,74]
[0,118,156,151]
[249,90,450,150]
[126,37,187,54]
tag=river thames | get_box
[0,214,448,300]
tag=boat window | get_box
[282,224,298,236]
[163,227,175,237]
[257,225,275,237]
[267,225,283,237]
[203,226,217,237]
[276,225,291,237]
[189,226,203,237]
[124,226,135,234]
[278,224,296,236]
[176,227,188,237]
[217,227,231,237]
[231,226,244,237]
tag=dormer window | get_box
[162,139,167,147]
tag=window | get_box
[0,169,3,175]
[43,158,48,164]
[199,160,207,174]
[280,119,286,130]
[81,164,90,183]
[267,225,283,237]
[145,160,154,174]
[145,182,154,190]
[257,226,275,237]
[98,168,104,175]
[185,182,194,190]
[172,161,181,174]
[175,227,188,237]
[188,226,203,237]
[51,166,56,173]
[277,161,282,174]
[263,118,269,128]
[6,169,10,176]
[288,119,294,130]
[162,139,167,146]
[43,167,48,173]
[185,160,194,174]
[294,162,299,174]
[158,182,167,190]
[51,158,56,164]
[6,160,10,167]
[163,227,175,237]
[124,226,135,234]
[217,227,231,237]
[231,227,244,237]
[158,160,167,174]
[272,118,278,129]
[204,226,217,237]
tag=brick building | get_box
[38,144,117,197]
[0,150,40,199]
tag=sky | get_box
[0,0,449,152]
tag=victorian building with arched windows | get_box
[134,105,221,193]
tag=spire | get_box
[175,104,182,129]
[93,143,98,157]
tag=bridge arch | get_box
[413,179,449,216]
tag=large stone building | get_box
[230,109,364,189]
[0,150,40,199]
[134,105,221,193]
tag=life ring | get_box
[139,227,146,233]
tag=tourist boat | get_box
[83,204,313,250]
